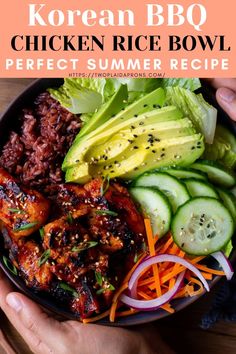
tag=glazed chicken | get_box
[0,174,145,319]
[0,167,50,238]
[10,240,53,290]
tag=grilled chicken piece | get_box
[105,183,145,236]
[42,216,110,284]
[85,178,145,236]
[49,184,90,219]
[0,177,144,319]
[42,216,91,260]
[0,167,50,237]
[71,281,100,319]
[10,240,53,290]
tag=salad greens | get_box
[165,86,217,144]
[48,77,201,115]
[203,124,236,170]
[48,78,120,115]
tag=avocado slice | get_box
[63,87,166,170]
[62,106,182,170]
[65,163,91,184]
[85,118,195,164]
[85,87,165,138]
[76,84,128,139]
[65,150,147,184]
[66,132,204,183]
[93,134,205,180]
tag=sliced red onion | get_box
[211,251,234,280]
[129,254,210,298]
[120,271,185,311]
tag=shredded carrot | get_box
[186,277,204,297]
[109,301,119,322]
[138,276,155,287]
[138,289,175,314]
[174,286,193,299]
[158,235,173,254]
[153,234,159,245]
[112,282,129,304]
[109,282,129,322]
[138,290,153,300]
[92,224,227,324]
[144,219,162,297]
[82,310,110,324]
[200,272,213,280]
[168,250,185,290]
[194,263,225,275]
[161,304,175,313]
[189,256,206,264]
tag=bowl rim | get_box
[0,78,235,326]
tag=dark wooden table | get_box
[0,78,236,354]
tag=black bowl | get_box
[0,79,235,326]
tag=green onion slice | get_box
[14,222,38,232]
[72,241,98,253]
[38,249,50,267]
[96,283,115,295]
[95,210,118,217]
[67,213,74,224]
[2,256,18,275]
[95,271,103,286]
[59,283,78,298]
[8,208,25,214]
[100,175,110,196]
[39,228,45,239]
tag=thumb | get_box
[6,292,69,353]
[216,87,236,121]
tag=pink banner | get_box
[0,0,235,77]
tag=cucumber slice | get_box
[129,187,171,237]
[172,197,234,255]
[191,160,236,188]
[217,188,236,222]
[183,178,219,199]
[133,172,190,212]
[162,167,207,181]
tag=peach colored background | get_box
[0,0,235,77]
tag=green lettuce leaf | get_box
[203,125,236,169]
[117,78,201,94]
[165,86,217,144]
[48,78,120,114]
[161,78,201,91]
[48,78,201,115]
[223,240,233,258]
